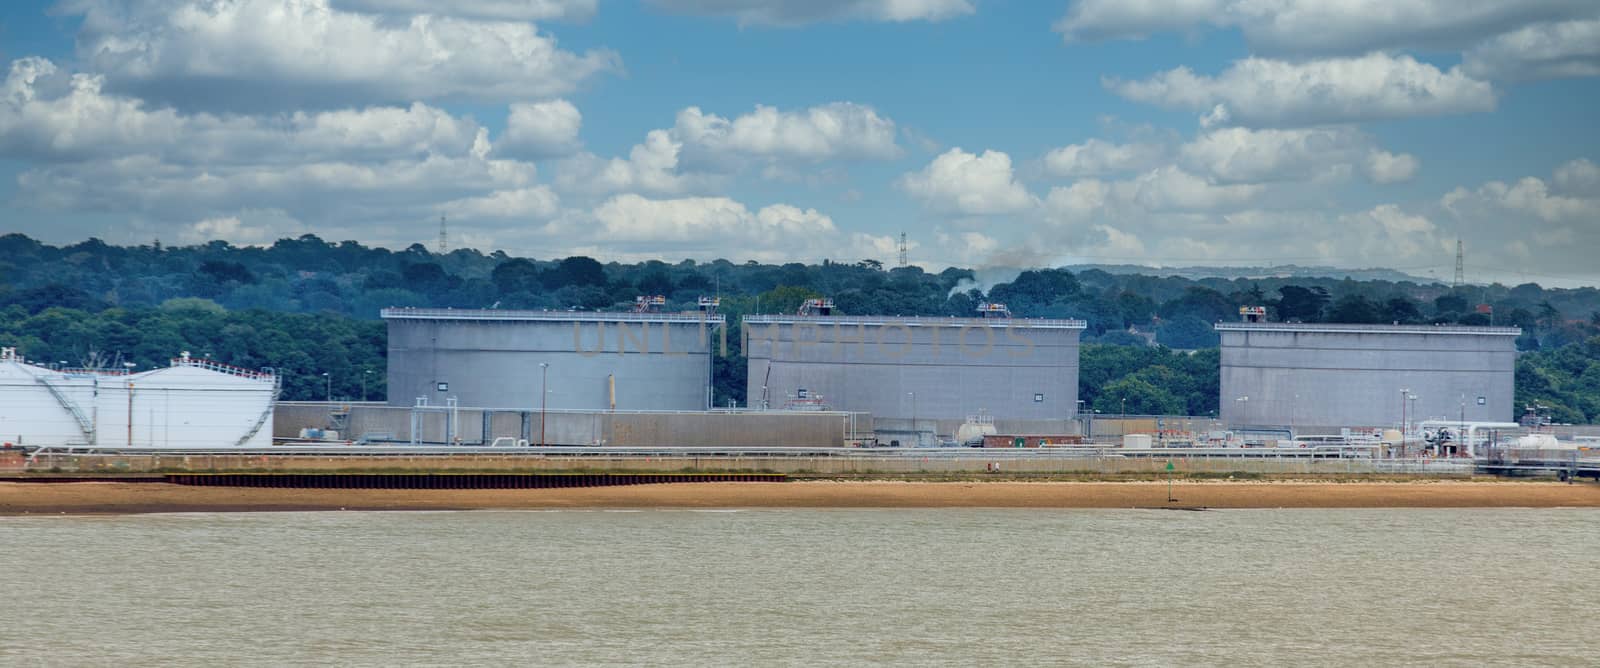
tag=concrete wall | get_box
[1218,323,1519,431]
[745,316,1084,424]
[276,402,869,448]
[385,310,721,411]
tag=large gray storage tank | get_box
[744,314,1086,434]
[383,308,724,411]
[1216,322,1520,431]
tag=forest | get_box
[3,233,1600,422]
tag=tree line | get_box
[3,233,1599,422]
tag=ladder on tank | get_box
[232,370,281,447]
[33,371,95,445]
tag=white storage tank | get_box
[0,348,278,449]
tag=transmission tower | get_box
[897,232,908,268]
[1452,239,1464,288]
[436,215,448,255]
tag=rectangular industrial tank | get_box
[744,314,1086,424]
[1216,322,1520,431]
[383,308,724,411]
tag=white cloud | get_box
[673,103,900,163]
[1109,53,1497,126]
[2,58,487,164]
[648,0,974,26]
[555,102,899,197]
[1552,158,1600,196]
[1055,1,1598,57]
[1436,162,1600,279]
[1125,165,1263,211]
[556,130,714,196]
[61,0,620,111]
[553,193,898,263]
[1055,0,1225,43]
[329,0,598,21]
[1042,138,1167,177]
[441,186,561,220]
[592,194,834,242]
[1462,19,1600,81]
[498,99,583,158]
[1337,204,1440,258]
[1364,151,1421,184]
[180,209,307,246]
[898,148,1036,215]
[2,56,556,243]
[1444,173,1597,223]
[1177,126,1417,184]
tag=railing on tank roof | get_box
[381,307,725,323]
[743,314,1087,329]
[1214,322,1522,336]
[169,354,276,380]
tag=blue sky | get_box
[2,0,1598,286]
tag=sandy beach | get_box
[1,480,1598,514]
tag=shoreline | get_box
[3,480,1599,514]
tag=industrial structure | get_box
[1216,316,1520,433]
[382,306,725,411]
[0,348,277,448]
[744,302,1086,444]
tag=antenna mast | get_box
[1452,239,1464,289]
[437,215,448,255]
[897,232,908,268]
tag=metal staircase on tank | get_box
[29,368,96,445]
[232,366,281,447]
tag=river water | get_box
[2,509,1596,666]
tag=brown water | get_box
[3,509,1597,666]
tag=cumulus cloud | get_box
[1443,168,1598,224]
[898,148,1036,215]
[61,0,620,111]
[1462,19,1600,81]
[555,102,899,196]
[1055,0,1227,43]
[648,0,974,26]
[1055,0,1598,57]
[440,186,561,220]
[555,130,714,196]
[1108,53,1497,127]
[1364,151,1421,185]
[1,55,558,243]
[2,57,488,164]
[1042,139,1167,177]
[498,99,583,158]
[330,0,598,21]
[1436,161,1600,273]
[1552,158,1600,196]
[541,193,897,263]
[179,208,308,246]
[1177,126,1418,184]
[673,103,900,163]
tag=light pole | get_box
[322,372,331,402]
[1399,388,1411,454]
[908,391,918,446]
[362,369,371,402]
[1077,399,1090,440]
[539,363,549,447]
